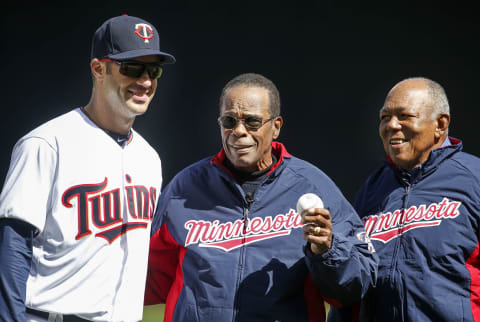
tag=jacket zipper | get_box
[232,192,254,322]
[389,184,411,289]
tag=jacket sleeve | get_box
[144,187,184,306]
[303,184,378,307]
[0,218,35,321]
[144,223,183,305]
[324,179,378,321]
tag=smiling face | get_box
[103,55,158,118]
[379,79,447,171]
[219,85,282,173]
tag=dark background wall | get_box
[2,1,479,202]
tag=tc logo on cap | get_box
[135,23,154,43]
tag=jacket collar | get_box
[211,141,292,179]
[386,136,463,182]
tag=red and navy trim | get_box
[210,141,292,177]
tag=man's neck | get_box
[82,102,134,135]
[400,136,452,173]
[225,154,278,182]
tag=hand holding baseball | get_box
[296,193,332,255]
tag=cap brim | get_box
[108,49,176,64]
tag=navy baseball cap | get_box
[91,15,175,64]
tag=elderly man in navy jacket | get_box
[330,77,480,321]
[144,73,377,322]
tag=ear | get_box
[435,114,450,139]
[272,116,283,140]
[90,58,107,83]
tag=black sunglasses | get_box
[218,115,275,131]
[101,58,163,79]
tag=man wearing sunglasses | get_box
[145,73,377,321]
[0,15,174,321]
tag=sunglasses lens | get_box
[220,116,237,129]
[118,62,163,79]
[244,117,263,130]
[119,63,145,78]
[147,65,163,79]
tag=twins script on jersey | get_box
[62,174,157,243]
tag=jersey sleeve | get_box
[0,218,36,321]
[0,137,57,232]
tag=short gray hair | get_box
[403,77,450,118]
[219,73,281,117]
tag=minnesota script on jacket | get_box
[363,197,462,244]
[184,209,303,252]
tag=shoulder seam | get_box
[17,136,58,153]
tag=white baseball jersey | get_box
[0,108,162,321]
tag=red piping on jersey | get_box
[210,141,292,178]
[126,132,133,145]
[466,229,480,322]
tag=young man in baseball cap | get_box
[0,15,174,321]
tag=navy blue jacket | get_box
[145,142,377,322]
[330,138,480,321]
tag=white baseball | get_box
[296,193,324,217]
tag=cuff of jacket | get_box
[303,234,340,263]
